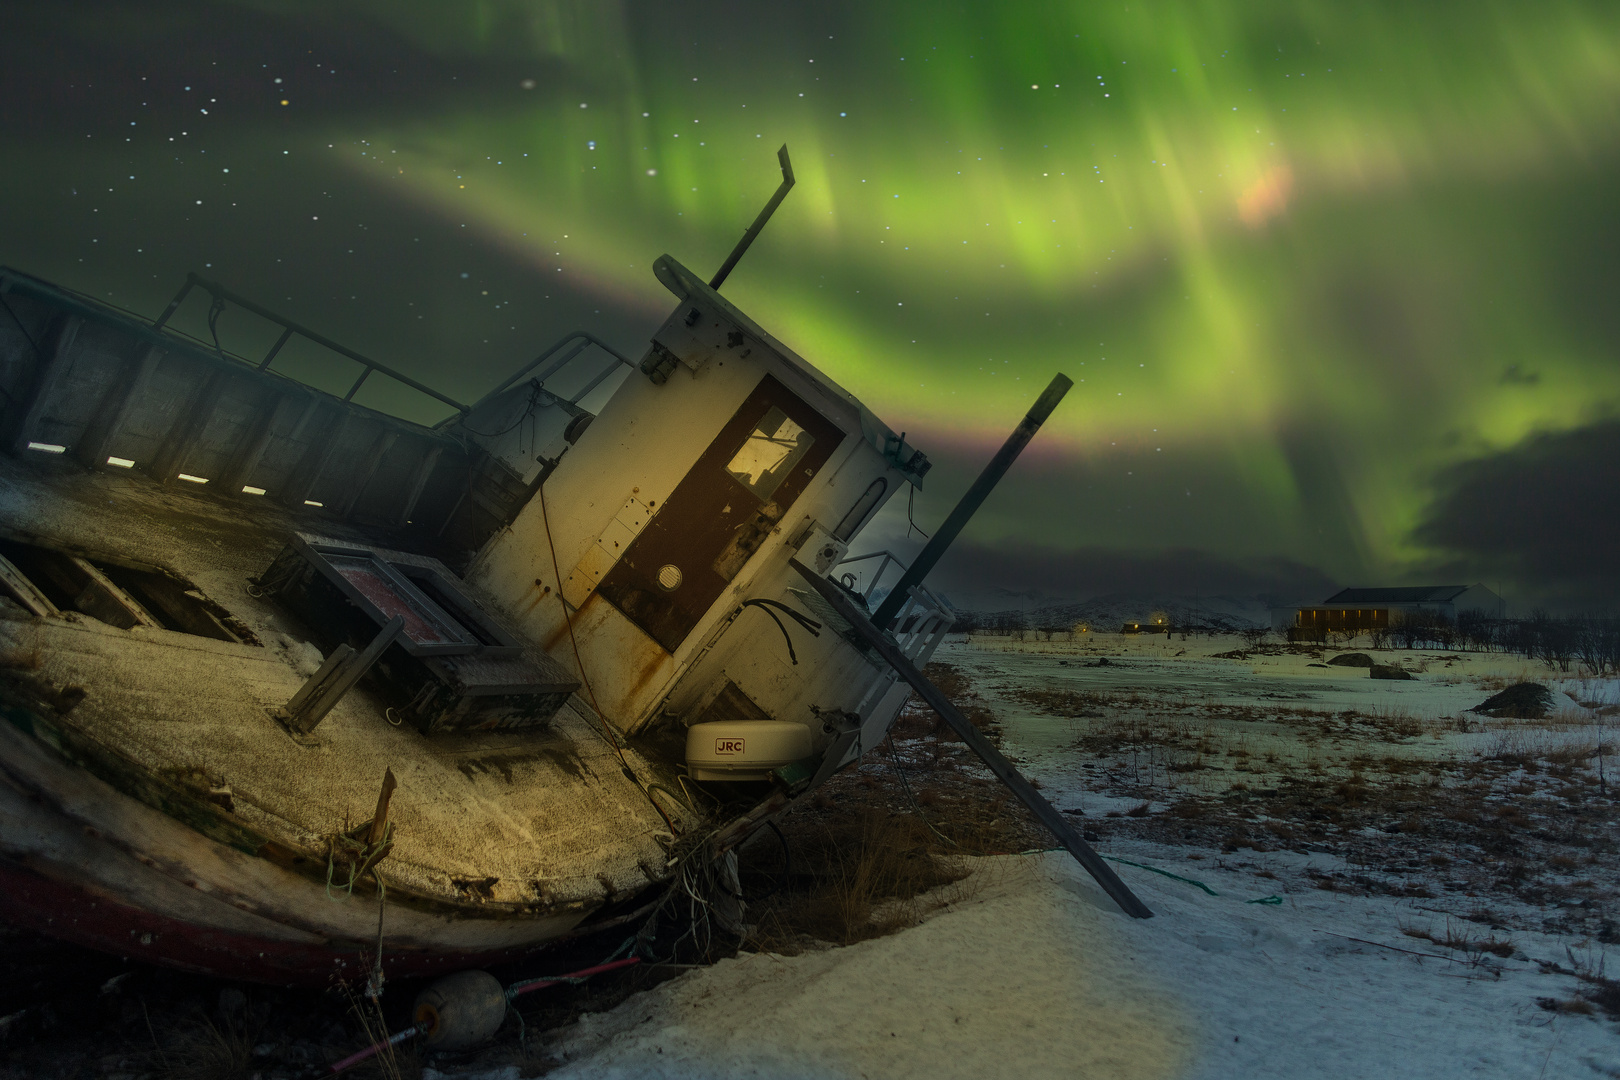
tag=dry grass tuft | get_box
[892,662,1001,738]
[146,1006,260,1080]
[1538,947,1620,1020]
[744,806,972,952]
[1401,918,1515,959]
[1536,995,1596,1015]
[342,982,421,1080]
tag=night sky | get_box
[4,1,1618,611]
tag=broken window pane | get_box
[723,406,813,502]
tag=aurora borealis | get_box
[4,1,1619,609]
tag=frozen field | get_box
[503,634,1619,1080]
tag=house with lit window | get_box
[1289,584,1504,634]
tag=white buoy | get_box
[413,969,507,1049]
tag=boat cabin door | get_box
[596,374,843,653]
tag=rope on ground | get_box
[1024,848,1288,904]
[366,880,387,1000]
[327,951,643,1072]
[1101,855,1220,896]
[321,820,395,1001]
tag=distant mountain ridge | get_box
[956,592,1271,632]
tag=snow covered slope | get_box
[464,853,1614,1080]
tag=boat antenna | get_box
[708,144,795,291]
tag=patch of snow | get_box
[479,633,1618,1079]
[475,853,1612,1079]
[285,638,324,677]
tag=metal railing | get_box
[441,331,634,428]
[836,549,911,605]
[836,549,956,657]
[153,273,637,433]
[154,273,472,417]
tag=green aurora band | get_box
[5,1,1619,606]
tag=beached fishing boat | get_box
[0,152,1145,987]
[0,162,979,986]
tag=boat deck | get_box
[0,452,680,915]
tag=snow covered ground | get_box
[443,635,1619,1080]
[445,851,1614,1079]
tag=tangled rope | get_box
[325,820,395,902]
[325,816,397,1000]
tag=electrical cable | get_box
[906,483,931,539]
[745,597,822,635]
[676,772,719,808]
[714,819,791,904]
[738,598,822,664]
[206,293,228,361]
[455,381,548,438]
[749,603,798,664]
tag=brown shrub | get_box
[746,807,969,951]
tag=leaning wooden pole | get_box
[790,559,1154,919]
[870,373,1073,628]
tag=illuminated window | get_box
[724,406,813,501]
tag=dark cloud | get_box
[927,539,1339,611]
[1412,419,1620,609]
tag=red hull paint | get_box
[0,859,554,986]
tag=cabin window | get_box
[833,478,887,541]
[723,407,814,502]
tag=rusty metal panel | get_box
[561,495,653,608]
[596,375,844,654]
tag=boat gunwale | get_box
[0,691,614,923]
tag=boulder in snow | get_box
[1471,682,1555,718]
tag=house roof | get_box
[1321,585,1470,605]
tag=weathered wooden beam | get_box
[396,445,444,525]
[6,315,82,455]
[0,552,59,617]
[148,367,229,482]
[788,557,1154,919]
[76,342,162,469]
[278,615,407,733]
[339,429,398,519]
[282,405,348,508]
[278,643,356,720]
[68,556,162,630]
[219,389,304,496]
